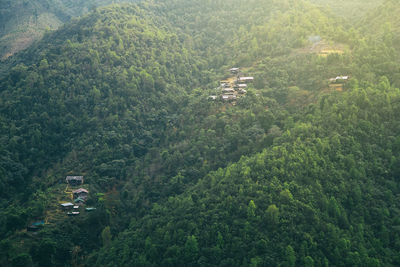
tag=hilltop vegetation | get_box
[0,0,140,59]
[359,0,400,48]
[1,0,400,266]
[309,0,383,20]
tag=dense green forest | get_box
[0,0,384,60]
[1,0,400,266]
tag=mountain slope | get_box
[0,3,205,197]
[0,5,205,265]
[0,0,141,59]
[95,79,400,267]
[309,0,383,20]
[359,0,400,47]
[1,0,400,266]
[0,2,287,265]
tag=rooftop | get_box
[32,221,45,226]
[73,188,89,194]
[61,202,74,207]
[330,76,349,82]
[222,95,237,100]
[66,176,83,181]
[74,197,85,203]
[239,77,254,80]
[86,207,96,211]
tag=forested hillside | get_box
[95,74,400,267]
[1,0,399,266]
[309,0,383,19]
[359,0,400,48]
[0,0,140,59]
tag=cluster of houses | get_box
[60,176,95,216]
[27,175,95,232]
[210,67,254,102]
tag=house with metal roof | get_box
[230,67,240,74]
[222,94,237,101]
[73,188,89,200]
[222,88,235,94]
[60,202,74,210]
[237,77,254,83]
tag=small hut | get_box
[66,176,84,186]
[73,188,89,200]
[237,77,254,83]
[60,202,74,210]
[230,67,240,74]
[234,83,247,89]
[27,221,45,232]
[222,95,237,101]
[330,76,349,83]
[85,207,96,212]
[222,88,235,94]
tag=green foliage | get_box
[0,0,141,59]
[304,256,315,267]
[285,245,296,267]
[1,0,400,266]
[11,253,33,267]
[266,204,279,225]
[247,200,257,218]
[184,235,199,265]
[309,0,383,20]
[101,226,112,247]
[31,238,56,267]
[93,81,400,266]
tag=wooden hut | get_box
[66,176,84,186]
[73,188,89,200]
